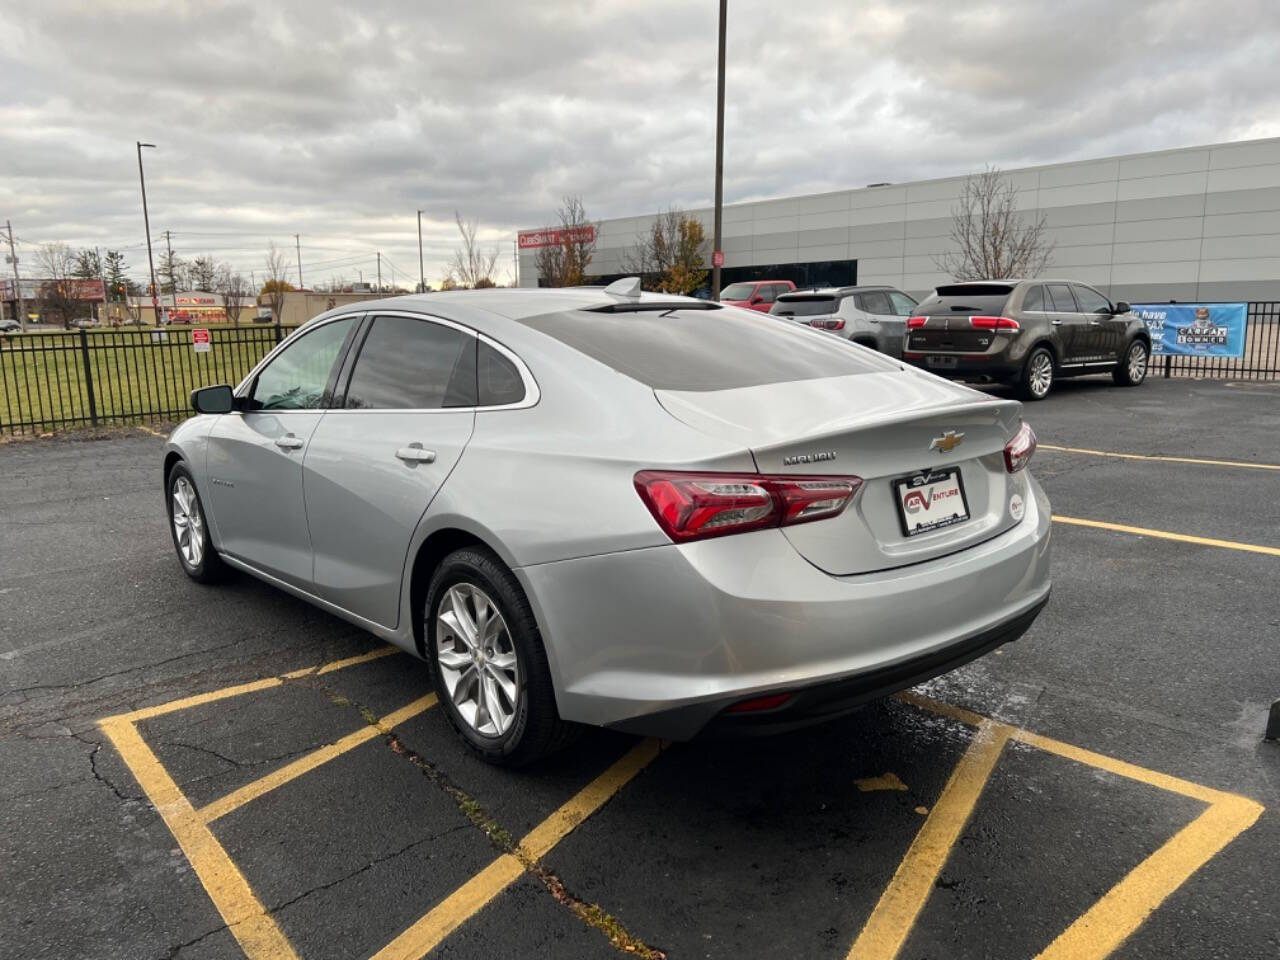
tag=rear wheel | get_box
[1113,339,1149,387]
[425,546,576,766]
[167,464,228,583]
[1017,347,1055,401]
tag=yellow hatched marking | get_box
[846,721,1011,960]
[1039,443,1280,472]
[99,717,299,960]
[1053,515,1280,558]
[370,737,662,960]
[198,694,437,824]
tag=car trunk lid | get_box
[907,283,1014,354]
[656,370,1024,575]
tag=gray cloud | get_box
[2,0,1277,286]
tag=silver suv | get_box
[770,285,918,357]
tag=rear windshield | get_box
[914,284,1012,317]
[518,307,882,391]
[770,295,841,317]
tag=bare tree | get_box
[189,255,219,292]
[934,167,1054,281]
[262,243,294,322]
[447,213,498,289]
[36,243,82,328]
[621,207,709,294]
[217,266,249,326]
[534,196,597,287]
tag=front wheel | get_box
[167,464,228,583]
[425,547,576,766]
[1113,339,1150,387]
[1017,347,1055,401]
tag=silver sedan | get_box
[164,279,1051,764]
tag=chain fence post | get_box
[78,328,99,427]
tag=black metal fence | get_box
[0,324,297,436]
[1159,301,1280,381]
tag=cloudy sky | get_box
[2,0,1278,289]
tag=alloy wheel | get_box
[1029,352,1053,398]
[435,583,520,737]
[171,476,204,568]
[1127,342,1149,383]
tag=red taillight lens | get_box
[809,318,845,330]
[969,315,1020,331]
[726,692,793,713]
[633,471,863,542]
[1003,422,1036,473]
[907,316,928,329]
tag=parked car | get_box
[769,285,919,357]
[718,280,796,312]
[163,280,1051,764]
[902,280,1150,400]
[0,320,20,333]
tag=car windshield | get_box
[914,284,1013,317]
[771,295,840,317]
[518,307,883,391]
[719,283,757,300]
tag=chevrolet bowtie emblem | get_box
[930,430,965,453]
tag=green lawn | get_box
[0,326,296,434]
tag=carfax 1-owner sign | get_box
[1131,303,1247,357]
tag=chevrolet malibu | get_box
[163,280,1051,765]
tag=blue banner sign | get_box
[1131,302,1247,358]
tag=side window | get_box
[888,291,918,316]
[757,284,777,304]
[249,317,355,411]
[1022,286,1045,311]
[861,290,894,315]
[478,342,526,407]
[344,315,477,410]
[1073,284,1111,314]
[1046,283,1079,312]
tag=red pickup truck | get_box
[719,280,796,312]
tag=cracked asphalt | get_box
[2,376,1278,960]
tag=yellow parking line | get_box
[1039,444,1280,472]
[1035,795,1263,960]
[99,717,299,960]
[121,677,285,723]
[1053,515,1280,558]
[847,720,1011,960]
[370,737,663,960]
[281,644,401,679]
[198,694,438,824]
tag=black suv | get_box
[902,279,1151,400]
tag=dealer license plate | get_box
[893,467,970,537]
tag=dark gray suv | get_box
[902,279,1152,400]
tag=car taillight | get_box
[907,316,928,329]
[969,315,1020,331]
[809,318,845,330]
[633,471,863,542]
[726,692,793,713]
[1003,422,1036,473]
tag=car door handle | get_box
[1051,319,1063,326]
[395,444,437,464]
[1088,319,1102,326]
[274,434,304,450]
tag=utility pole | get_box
[136,142,159,324]
[5,220,25,332]
[711,0,727,300]
[95,245,107,324]
[513,239,519,288]
[294,233,303,288]
[163,230,177,309]
[377,251,382,291]
[417,210,425,293]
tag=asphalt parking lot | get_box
[3,375,1278,960]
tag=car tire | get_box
[425,546,576,766]
[167,463,229,584]
[1016,346,1055,401]
[1113,339,1150,387]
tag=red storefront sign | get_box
[518,225,596,250]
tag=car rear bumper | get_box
[517,473,1052,740]
[902,351,1021,380]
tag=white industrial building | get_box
[518,136,1280,302]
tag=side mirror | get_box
[191,384,235,414]
[749,294,763,304]
[1113,301,1131,315]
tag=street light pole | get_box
[711,0,727,300]
[294,233,303,288]
[136,141,159,323]
[417,210,425,293]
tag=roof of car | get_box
[776,284,898,298]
